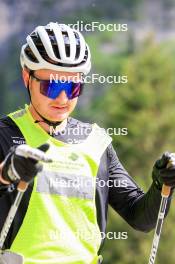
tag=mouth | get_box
[50,105,68,113]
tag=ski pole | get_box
[148,155,175,264]
[0,144,52,250]
[0,181,28,249]
[148,184,171,264]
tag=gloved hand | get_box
[152,152,175,190]
[1,143,50,183]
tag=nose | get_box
[55,90,68,104]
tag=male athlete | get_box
[0,22,175,264]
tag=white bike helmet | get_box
[20,22,91,75]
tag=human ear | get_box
[22,68,30,88]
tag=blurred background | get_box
[1,0,175,263]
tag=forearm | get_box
[126,183,172,232]
[0,162,12,198]
[107,144,172,233]
[0,162,10,185]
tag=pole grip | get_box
[161,184,171,197]
[17,181,28,192]
[162,157,174,197]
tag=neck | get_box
[28,104,67,134]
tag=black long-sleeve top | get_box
[0,115,171,253]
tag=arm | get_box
[0,149,12,198]
[108,144,172,233]
[0,162,10,185]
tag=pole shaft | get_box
[0,191,24,249]
[148,184,171,264]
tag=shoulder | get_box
[67,117,92,130]
[66,117,93,140]
[67,117,110,135]
[0,116,13,127]
[0,116,25,153]
[0,116,23,135]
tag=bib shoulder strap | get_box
[75,123,112,162]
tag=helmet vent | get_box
[46,29,61,60]
[24,45,39,63]
[62,31,70,57]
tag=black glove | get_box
[2,143,49,183]
[152,152,175,190]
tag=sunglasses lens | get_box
[70,83,82,99]
[40,80,82,99]
[40,80,56,98]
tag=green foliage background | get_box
[1,1,175,263]
[75,31,175,264]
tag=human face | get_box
[28,70,82,122]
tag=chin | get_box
[50,113,69,122]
